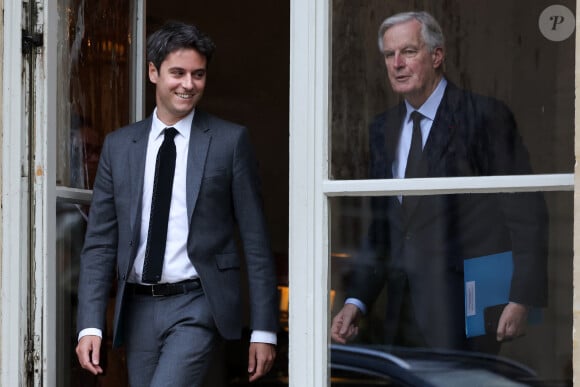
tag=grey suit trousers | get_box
[123,286,218,387]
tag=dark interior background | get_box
[146,3,290,385]
[146,2,290,273]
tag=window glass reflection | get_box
[55,0,133,385]
[331,1,575,179]
[56,0,133,189]
[56,201,87,386]
[57,201,129,386]
[330,191,572,385]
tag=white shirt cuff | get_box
[345,298,367,315]
[250,330,277,345]
[79,327,277,345]
[78,328,103,342]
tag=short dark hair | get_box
[146,21,216,70]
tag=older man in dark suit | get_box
[75,21,278,386]
[331,11,547,350]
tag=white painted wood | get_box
[55,187,93,205]
[43,0,58,385]
[323,174,574,196]
[1,2,28,386]
[288,0,330,386]
[131,0,146,122]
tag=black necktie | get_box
[405,111,424,178]
[142,127,178,284]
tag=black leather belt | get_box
[126,278,201,297]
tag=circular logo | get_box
[539,5,575,42]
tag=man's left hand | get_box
[496,302,528,341]
[248,342,276,382]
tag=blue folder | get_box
[464,251,513,338]
[464,251,541,337]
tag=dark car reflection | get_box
[231,342,567,386]
[330,344,563,387]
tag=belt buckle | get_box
[151,284,164,297]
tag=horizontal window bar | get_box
[323,174,574,197]
[56,186,92,205]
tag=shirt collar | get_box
[404,77,447,122]
[151,108,195,140]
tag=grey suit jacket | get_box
[77,110,279,347]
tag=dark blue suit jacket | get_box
[349,82,548,349]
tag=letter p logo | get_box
[539,5,575,42]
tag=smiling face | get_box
[381,19,444,108]
[148,48,207,125]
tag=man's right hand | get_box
[331,303,361,344]
[75,335,104,375]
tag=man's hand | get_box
[496,302,528,341]
[75,335,104,375]
[331,303,361,344]
[248,342,276,382]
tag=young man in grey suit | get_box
[76,21,278,386]
[331,11,548,351]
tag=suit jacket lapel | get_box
[422,83,459,174]
[186,110,211,225]
[382,104,407,225]
[128,118,151,235]
[384,104,405,168]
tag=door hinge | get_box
[22,30,43,54]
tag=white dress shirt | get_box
[392,78,447,179]
[129,108,198,284]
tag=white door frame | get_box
[3,0,576,386]
[289,1,331,385]
[2,0,59,385]
[1,0,29,385]
[2,0,146,386]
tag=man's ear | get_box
[148,62,158,84]
[431,47,445,70]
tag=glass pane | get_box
[55,0,134,385]
[56,200,129,386]
[56,201,86,386]
[330,191,572,385]
[56,0,133,189]
[330,1,575,179]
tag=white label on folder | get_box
[465,281,476,316]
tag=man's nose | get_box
[182,75,194,89]
[393,52,406,68]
